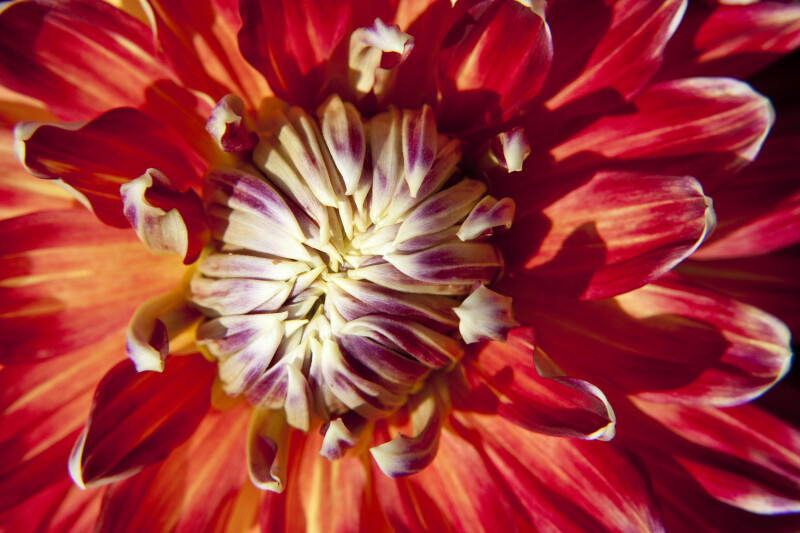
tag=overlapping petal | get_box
[450,412,665,532]
[0,209,186,364]
[15,107,215,227]
[550,77,774,191]
[95,402,260,532]
[508,172,714,300]
[515,274,791,405]
[238,0,357,107]
[0,341,118,513]
[0,0,174,121]
[145,0,272,108]
[68,355,215,488]
[436,0,553,131]
[659,1,800,81]
[545,0,686,110]
[456,328,615,440]
[627,397,800,515]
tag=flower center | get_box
[190,94,517,477]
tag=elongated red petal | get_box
[692,123,800,259]
[550,77,774,191]
[371,421,518,532]
[515,275,791,406]
[15,108,212,227]
[0,0,173,121]
[629,398,800,514]
[659,2,800,82]
[450,412,665,532]
[436,0,553,132]
[545,0,686,110]
[146,0,272,108]
[509,172,714,300]
[457,328,615,440]
[678,247,800,332]
[95,403,258,533]
[0,209,186,365]
[0,340,119,513]
[238,0,355,107]
[68,355,215,488]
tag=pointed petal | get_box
[0,209,185,365]
[630,397,800,514]
[0,0,173,121]
[514,274,792,406]
[453,285,518,344]
[15,108,211,227]
[458,328,615,440]
[545,0,686,109]
[511,172,714,300]
[68,355,215,488]
[550,77,774,190]
[437,0,553,131]
[371,389,443,477]
[659,2,800,81]
[318,94,366,195]
[238,0,353,106]
[452,411,665,532]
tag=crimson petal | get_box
[0,0,173,121]
[238,0,354,107]
[68,355,215,488]
[545,0,686,109]
[658,2,800,82]
[436,0,553,132]
[508,172,714,300]
[15,108,211,227]
[550,77,774,191]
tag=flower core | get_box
[190,94,517,477]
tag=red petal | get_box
[0,479,104,533]
[0,337,118,513]
[678,246,800,333]
[15,107,212,227]
[0,209,186,365]
[451,412,665,532]
[238,0,355,107]
[436,0,553,132]
[629,398,800,514]
[692,122,800,259]
[0,90,76,220]
[0,0,174,121]
[146,0,272,109]
[550,77,774,191]
[68,355,215,488]
[371,420,518,532]
[95,403,259,532]
[279,428,386,533]
[545,0,686,110]
[515,274,791,405]
[457,328,615,440]
[507,172,714,300]
[659,2,800,82]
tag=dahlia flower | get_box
[1,0,799,530]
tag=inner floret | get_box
[190,94,517,482]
